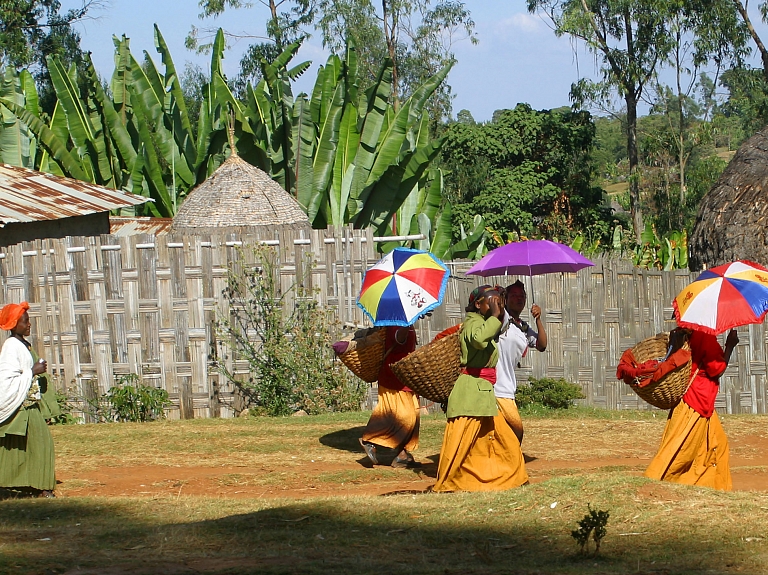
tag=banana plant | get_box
[0,68,38,168]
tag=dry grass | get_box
[2,409,768,574]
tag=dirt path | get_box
[57,437,768,499]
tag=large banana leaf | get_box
[0,98,88,180]
[347,60,392,217]
[154,25,196,169]
[292,94,316,215]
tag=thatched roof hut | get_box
[170,154,309,233]
[689,127,768,271]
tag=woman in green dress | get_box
[0,302,60,497]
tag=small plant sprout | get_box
[571,504,609,555]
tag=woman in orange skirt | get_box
[432,286,528,492]
[644,328,739,490]
[359,325,420,468]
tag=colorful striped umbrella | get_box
[357,248,450,327]
[673,260,768,335]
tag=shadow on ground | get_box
[0,494,739,575]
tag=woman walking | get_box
[359,325,421,468]
[496,280,547,444]
[432,286,528,492]
[644,328,738,490]
[0,302,59,497]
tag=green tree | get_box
[442,104,614,246]
[528,0,679,242]
[186,0,313,94]
[0,0,102,114]
[316,0,476,124]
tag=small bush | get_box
[104,374,171,422]
[216,245,366,416]
[49,390,80,425]
[516,377,585,409]
[571,504,609,555]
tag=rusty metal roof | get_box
[0,164,150,226]
[109,217,172,236]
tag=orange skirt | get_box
[432,414,528,493]
[361,387,420,451]
[644,401,732,491]
[496,397,524,444]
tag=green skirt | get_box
[0,404,56,490]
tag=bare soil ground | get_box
[53,415,768,500]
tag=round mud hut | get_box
[689,126,768,271]
[170,153,309,235]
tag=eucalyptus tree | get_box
[186,0,313,94]
[527,0,677,242]
[315,0,476,124]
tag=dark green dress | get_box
[0,345,59,490]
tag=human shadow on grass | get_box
[2,496,732,575]
[319,426,368,453]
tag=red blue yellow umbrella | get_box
[673,260,768,335]
[357,248,449,326]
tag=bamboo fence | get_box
[0,226,762,417]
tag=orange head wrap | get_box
[0,302,29,331]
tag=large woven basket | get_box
[627,332,692,410]
[391,327,462,403]
[337,328,386,383]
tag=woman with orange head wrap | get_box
[0,302,60,497]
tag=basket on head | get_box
[626,331,692,410]
[391,325,462,403]
[335,327,386,383]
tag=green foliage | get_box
[515,377,585,410]
[622,224,689,270]
[571,504,610,555]
[443,104,614,246]
[48,391,79,425]
[104,374,171,423]
[216,245,365,416]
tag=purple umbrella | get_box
[465,239,594,277]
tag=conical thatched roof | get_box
[689,126,768,271]
[171,155,309,231]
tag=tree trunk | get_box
[734,0,768,80]
[626,92,644,242]
[382,0,399,109]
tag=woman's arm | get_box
[531,304,547,351]
[724,329,739,366]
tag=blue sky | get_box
[63,0,768,122]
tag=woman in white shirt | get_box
[495,281,547,444]
[0,302,59,497]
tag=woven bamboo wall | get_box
[0,229,761,417]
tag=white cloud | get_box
[494,12,549,35]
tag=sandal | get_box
[359,438,378,465]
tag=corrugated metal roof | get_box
[0,164,150,226]
[109,217,172,236]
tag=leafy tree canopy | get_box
[0,0,100,114]
[442,103,616,246]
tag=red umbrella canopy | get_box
[673,260,768,334]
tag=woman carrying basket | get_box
[359,325,421,468]
[432,286,528,492]
[644,328,739,490]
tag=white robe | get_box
[0,337,34,423]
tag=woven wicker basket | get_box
[337,328,386,383]
[627,332,692,410]
[391,328,462,403]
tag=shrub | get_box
[103,374,171,422]
[49,390,80,425]
[215,245,366,416]
[516,377,585,409]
